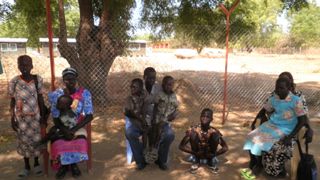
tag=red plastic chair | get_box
[41,123,92,176]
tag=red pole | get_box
[43,0,55,176]
[222,15,230,125]
[219,0,240,125]
[45,0,55,91]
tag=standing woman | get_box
[9,55,45,178]
[48,68,93,179]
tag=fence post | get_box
[219,0,240,125]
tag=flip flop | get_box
[189,164,199,174]
[34,165,43,176]
[209,166,219,174]
[240,168,256,180]
[17,169,30,179]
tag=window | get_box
[53,44,58,51]
[1,43,8,51]
[1,43,18,51]
[128,43,140,51]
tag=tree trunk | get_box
[58,0,123,108]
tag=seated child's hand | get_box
[64,131,75,140]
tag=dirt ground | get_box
[0,52,319,179]
[0,113,319,180]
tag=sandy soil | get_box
[0,52,319,179]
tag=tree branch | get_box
[58,0,78,66]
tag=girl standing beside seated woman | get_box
[243,77,308,177]
[9,55,46,178]
[48,67,93,179]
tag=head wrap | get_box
[62,67,78,77]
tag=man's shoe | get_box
[137,163,147,170]
[155,160,168,171]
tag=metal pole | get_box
[45,0,55,91]
[219,0,240,124]
[43,0,55,176]
[222,15,230,125]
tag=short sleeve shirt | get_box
[154,91,178,123]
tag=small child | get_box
[144,75,179,164]
[179,108,228,173]
[34,95,78,147]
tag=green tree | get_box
[1,0,309,104]
[289,3,320,48]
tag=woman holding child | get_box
[48,67,93,179]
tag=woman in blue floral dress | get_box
[48,67,93,179]
[243,77,307,176]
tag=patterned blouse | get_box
[48,88,93,119]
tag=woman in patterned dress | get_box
[243,77,308,177]
[48,67,93,179]
[249,72,313,177]
[9,55,45,178]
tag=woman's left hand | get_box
[281,135,292,146]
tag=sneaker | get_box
[17,169,30,179]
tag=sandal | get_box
[240,168,256,180]
[34,165,43,176]
[189,164,199,174]
[17,169,30,179]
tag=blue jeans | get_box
[125,117,175,165]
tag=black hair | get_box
[162,75,174,85]
[276,77,291,88]
[143,67,156,77]
[201,108,213,118]
[57,95,73,107]
[278,71,295,91]
[17,55,32,65]
[131,78,144,88]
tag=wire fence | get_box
[1,22,320,125]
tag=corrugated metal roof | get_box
[39,38,76,43]
[0,38,28,43]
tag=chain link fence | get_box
[1,21,320,126]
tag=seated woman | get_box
[48,68,93,179]
[243,77,307,177]
[251,71,310,130]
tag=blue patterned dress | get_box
[48,88,93,166]
[243,92,306,156]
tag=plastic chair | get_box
[41,123,92,176]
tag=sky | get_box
[1,0,319,34]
